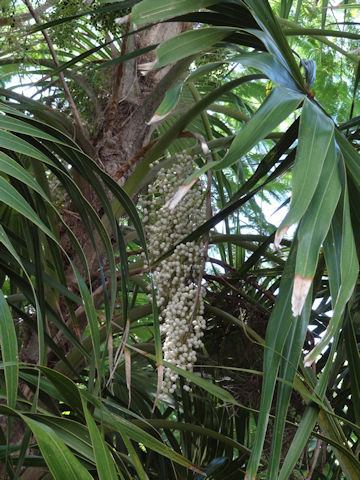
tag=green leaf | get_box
[0,129,60,165]
[155,27,232,68]
[323,208,342,300]
[246,1,304,89]
[279,334,360,479]
[148,81,185,124]
[232,51,298,89]
[300,58,316,89]
[37,367,83,411]
[26,414,94,463]
[0,115,67,144]
[275,99,334,247]
[322,0,329,28]
[336,128,360,189]
[82,398,118,480]
[134,419,251,456]
[292,136,341,316]
[343,310,360,425]
[0,290,18,409]
[128,345,239,405]
[0,176,56,241]
[73,271,101,374]
[132,0,221,23]
[0,151,49,200]
[0,406,93,480]
[184,86,303,181]
[267,288,312,478]
[97,404,204,475]
[304,179,358,366]
[24,416,93,480]
[280,0,294,19]
[0,225,47,364]
[245,243,298,479]
[216,86,303,171]
[122,435,149,480]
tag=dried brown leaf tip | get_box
[291,274,312,317]
[274,225,288,251]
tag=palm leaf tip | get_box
[291,274,312,317]
[274,225,289,250]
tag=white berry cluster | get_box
[140,152,207,393]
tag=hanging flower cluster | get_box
[140,152,207,392]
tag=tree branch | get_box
[22,0,88,139]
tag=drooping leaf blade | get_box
[304,179,358,366]
[231,51,298,89]
[292,136,341,316]
[82,398,118,480]
[182,86,304,184]
[245,243,299,479]
[275,99,334,247]
[267,289,312,478]
[0,406,93,480]
[0,290,18,409]
[132,0,221,23]
[155,27,232,68]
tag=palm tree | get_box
[1,0,360,478]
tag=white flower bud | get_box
[140,151,207,392]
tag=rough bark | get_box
[93,21,190,179]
